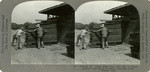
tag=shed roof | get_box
[104,3,138,16]
[39,3,74,15]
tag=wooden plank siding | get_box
[27,21,57,45]
[89,21,122,47]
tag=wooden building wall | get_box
[27,21,57,45]
[41,21,57,43]
[122,19,140,59]
[105,21,122,44]
[89,21,122,47]
[56,14,74,44]
[103,4,140,59]
[27,14,74,46]
[89,19,139,47]
[121,20,139,44]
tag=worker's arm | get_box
[29,29,36,33]
[107,29,110,36]
[14,29,19,35]
[93,29,101,32]
[33,29,37,32]
[84,31,88,36]
[78,30,83,35]
[43,29,46,36]
[29,30,37,40]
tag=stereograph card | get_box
[0,0,150,72]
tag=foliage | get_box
[11,22,33,30]
[75,22,89,30]
[75,22,101,31]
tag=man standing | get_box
[34,24,45,49]
[80,27,88,50]
[76,31,82,46]
[12,28,19,46]
[16,27,26,49]
[99,24,110,49]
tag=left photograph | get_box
[11,1,75,64]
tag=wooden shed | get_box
[90,3,140,59]
[27,3,75,47]
[104,3,139,44]
[89,21,122,46]
[90,3,139,44]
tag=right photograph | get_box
[75,1,140,64]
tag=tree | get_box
[23,22,32,29]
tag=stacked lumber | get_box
[57,17,74,43]
[122,20,139,43]
[61,15,74,58]
[27,21,57,46]
[65,32,74,58]
[106,21,122,44]
[89,21,122,47]
[129,32,140,59]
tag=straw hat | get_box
[36,24,40,28]
[100,23,104,27]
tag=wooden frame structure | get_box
[90,3,140,59]
[27,3,75,46]
[103,3,140,59]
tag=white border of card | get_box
[0,0,150,72]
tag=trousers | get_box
[101,37,109,48]
[16,35,25,49]
[37,37,44,49]
[80,35,86,49]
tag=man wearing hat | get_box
[93,23,110,49]
[75,27,88,49]
[99,24,110,49]
[33,24,45,49]
[16,27,26,49]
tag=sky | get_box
[11,1,127,24]
[75,1,127,24]
[12,1,63,24]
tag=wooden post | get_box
[112,14,114,19]
[47,14,49,20]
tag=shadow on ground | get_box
[61,53,74,59]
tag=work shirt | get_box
[99,27,110,37]
[14,29,19,34]
[16,29,24,36]
[13,29,19,37]
[34,27,45,37]
[80,29,87,37]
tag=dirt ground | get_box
[11,30,140,64]
[75,30,140,64]
[11,30,74,64]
